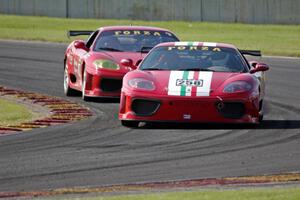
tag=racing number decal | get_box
[176,79,203,87]
[168,71,213,96]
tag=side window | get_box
[86,31,99,48]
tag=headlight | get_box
[93,60,120,70]
[223,81,252,93]
[128,78,155,91]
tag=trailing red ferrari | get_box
[119,42,269,127]
[64,26,179,100]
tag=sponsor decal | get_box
[114,31,162,36]
[73,59,78,73]
[73,59,83,75]
[68,54,73,64]
[168,46,221,52]
[168,71,213,96]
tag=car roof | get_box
[156,41,237,49]
[98,26,172,32]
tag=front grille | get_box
[216,102,245,119]
[131,99,160,116]
[100,78,122,92]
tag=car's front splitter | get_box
[119,93,260,124]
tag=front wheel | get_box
[64,64,77,96]
[121,120,139,128]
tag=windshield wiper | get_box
[178,68,215,72]
[97,47,123,52]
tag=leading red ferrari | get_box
[64,26,179,100]
[119,42,269,127]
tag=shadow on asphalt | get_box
[136,120,300,130]
[65,91,120,103]
[85,97,120,103]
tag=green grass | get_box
[47,187,300,200]
[1,14,300,57]
[0,98,34,126]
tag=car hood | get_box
[91,51,145,66]
[133,70,240,96]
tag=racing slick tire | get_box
[64,64,77,96]
[121,120,140,128]
[259,100,264,122]
[259,113,264,122]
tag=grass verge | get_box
[0,14,300,57]
[0,98,34,126]
[46,187,300,200]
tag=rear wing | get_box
[239,50,262,57]
[67,30,93,38]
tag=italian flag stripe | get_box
[203,42,217,47]
[175,42,188,46]
[191,71,199,95]
[196,71,213,96]
[187,42,194,46]
[175,42,199,46]
[167,71,213,97]
[180,71,189,96]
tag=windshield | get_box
[94,30,179,52]
[140,46,248,72]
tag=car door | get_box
[73,30,99,89]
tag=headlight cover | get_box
[93,60,120,70]
[128,78,155,91]
[223,81,252,93]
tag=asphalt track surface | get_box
[0,40,299,192]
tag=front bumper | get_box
[84,69,125,97]
[119,92,260,123]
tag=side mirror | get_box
[250,63,269,74]
[120,59,136,69]
[249,61,259,68]
[74,40,89,51]
[135,59,143,67]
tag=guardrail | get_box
[0,0,299,24]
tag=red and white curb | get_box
[0,86,92,135]
[0,173,299,198]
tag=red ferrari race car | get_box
[63,26,179,100]
[119,42,269,127]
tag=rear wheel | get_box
[121,120,139,128]
[259,113,264,122]
[64,64,77,96]
[259,100,264,122]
